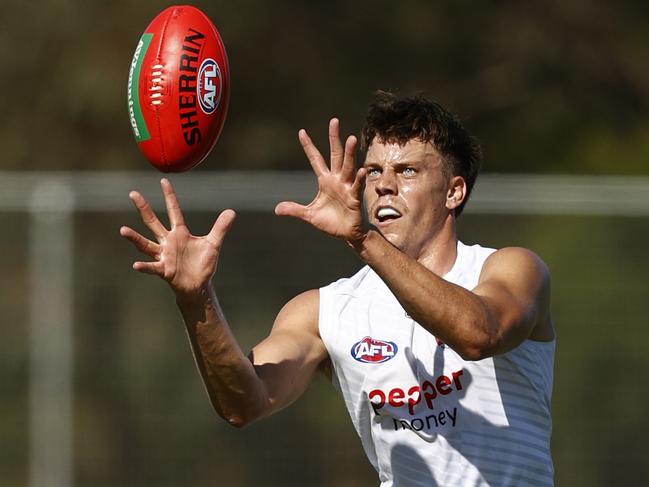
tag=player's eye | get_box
[366,167,381,179]
[402,167,417,177]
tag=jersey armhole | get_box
[317,285,342,390]
[317,285,330,344]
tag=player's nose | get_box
[375,168,397,195]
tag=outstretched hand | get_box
[275,118,367,244]
[120,178,236,298]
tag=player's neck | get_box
[415,215,458,277]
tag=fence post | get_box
[29,180,75,487]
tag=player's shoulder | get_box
[276,265,373,327]
[278,289,320,319]
[488,246,550,270]
[320,265,375,297]
[483,246,551,285]
[276,267,376,334]
[270,289,321,339]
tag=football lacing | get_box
[149,64,165,106]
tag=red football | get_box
[127,5,230,172]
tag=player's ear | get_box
[445,176,466,212]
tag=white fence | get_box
[2,171,649,214]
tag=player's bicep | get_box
[249,289,327,414]
[473,247,551,353]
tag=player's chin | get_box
[382,232,405,249]
[370,219,405,249]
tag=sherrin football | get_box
[127,5,230,172]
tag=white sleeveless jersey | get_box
[319,241,555,486]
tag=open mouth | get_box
[376,206,402,223]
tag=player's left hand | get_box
[275,118,367,244]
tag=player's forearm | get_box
[176,284,270,427]
[351,230,499,360]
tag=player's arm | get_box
[353,235,553,360]
[120,179,326,427]
[248,289,328,415]
[176,286,325,427]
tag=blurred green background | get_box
[1,0,648,486]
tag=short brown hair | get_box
[361,91,482,216]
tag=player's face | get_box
[363,139,452,258]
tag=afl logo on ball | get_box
[197,58,222,115]
[351,337,398,364]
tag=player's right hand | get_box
[120,178,236,298]
[275,118,367,245]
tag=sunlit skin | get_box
[363,139,466,275]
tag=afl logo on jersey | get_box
[351,337,398,363]
[197,58,222,115]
